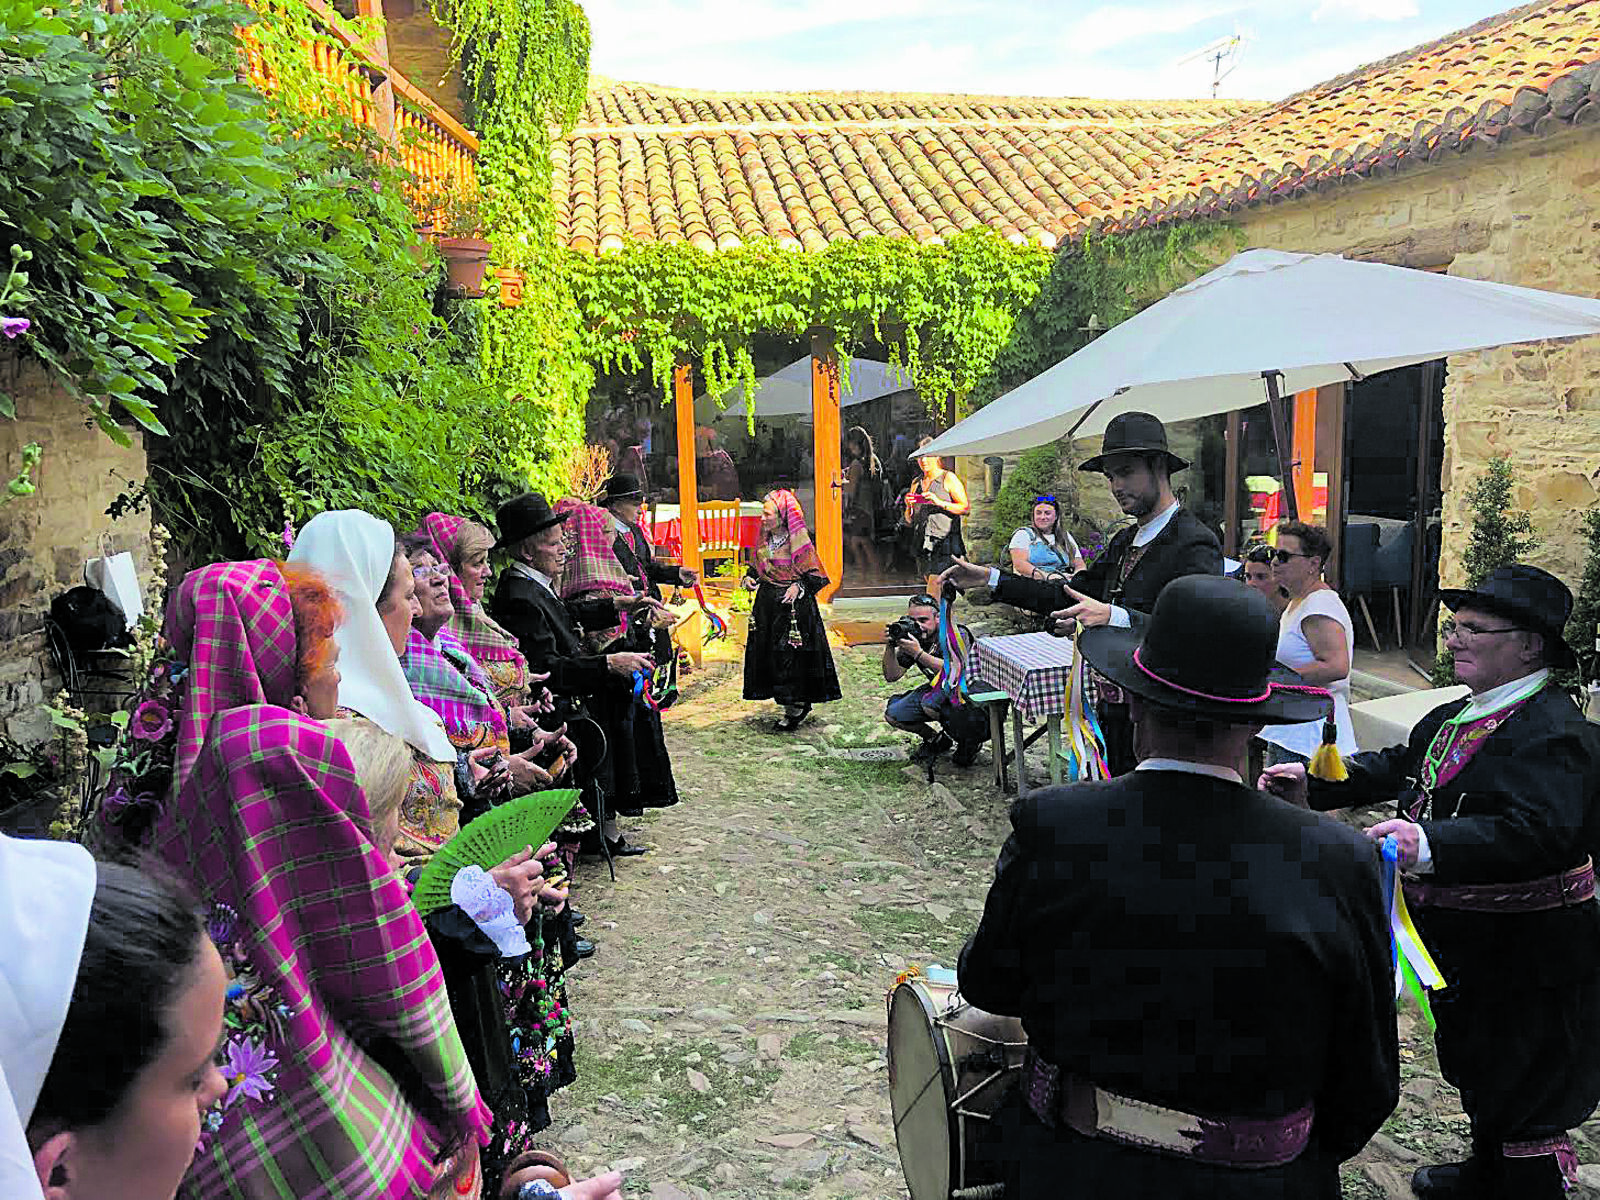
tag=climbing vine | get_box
[432,0,593,492]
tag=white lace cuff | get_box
[450,865,531,958]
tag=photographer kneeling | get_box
[883,593,989,767]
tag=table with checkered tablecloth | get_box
[970,631,1076,793]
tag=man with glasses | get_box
[1262,564,1600,1200]
[940,412,1221,774]
[882,592,989,767]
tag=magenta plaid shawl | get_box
[155,706,492,1198]
[167,560,299,794]
[421,512,532,701]
[402,627,509,751]
[554,499,631,647]
[753,489,825,585]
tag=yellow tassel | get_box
[1308,716,1348,782]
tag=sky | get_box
[578,0,1504,104]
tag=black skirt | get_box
[743,581,842,707]
[588,675,680,814]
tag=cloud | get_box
[1310,0,1419,21]
[1057,1,1253,57]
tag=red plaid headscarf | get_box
[752,489,825,585]
[156,705,492,1198]
[554,499,633,649]
[421,511,530,677]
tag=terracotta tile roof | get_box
[1094,0,1600,236]
[552,80,1259,254]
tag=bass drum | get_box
[887,977,1026,1200]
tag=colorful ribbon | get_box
[1063,629,1109,781]
[931,590,972,705]
[692,583,728,643]
[631,661,677,712]
[1380,834,1447,1030]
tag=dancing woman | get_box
[742,490,841,732]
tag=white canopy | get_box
[916,249,1600,458]
[712,355,911,421]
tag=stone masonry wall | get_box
[0,351,149,741]
[1234,125,1600,591]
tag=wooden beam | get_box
[810,333,844,603]
[1323,382,1348,590]
[1263,371,1298,522]
[673,363,704,667]
[1291,388,1318,522]
[1223,409,1241,557]
[353,0,396,141]
[1410,361,1441,647]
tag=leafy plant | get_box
[1433,456,1541,685]
[1565,506,1600,687]
[988,443,1069,561]
[419,177,484,240]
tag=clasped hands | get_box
[487,841,567,923]
[937,556,1112,636]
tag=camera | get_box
[886,616,919,645]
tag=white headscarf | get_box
[288,510,456,762]
[0,833,96,1200]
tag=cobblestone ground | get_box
[551,630,1600,1200]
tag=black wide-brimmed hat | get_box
[1079,411,1189,475]
[492,491,568,550]
[1440,564,1577,669]
[1077,575,1331,725]
[599,472,645,505]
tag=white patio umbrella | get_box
[711,354,912,420]
[916,249,1600,515]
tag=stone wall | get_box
[1233,125,1600,590]
[0,351,149,741]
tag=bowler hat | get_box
[1440,564,1577,669]
[492,492,568,550]
[599,473,645,505]
[1077,575,1331,725]
[1079,411,1189,475]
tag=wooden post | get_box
[1263,371,1298,522]
[674,363,704,667]
[810,331,843,604]
[354,0,397,142]
[1410,361,1441,648]
[1323,383,1348,591]
[1223,410,1241,557]
[1291,388,1318,521]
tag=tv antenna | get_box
[1176,32,1247,98]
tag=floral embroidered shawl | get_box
[156,705,492,1199]
[421,511,532,707]
[752,489,826,586]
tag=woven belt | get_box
[1404,856,1595,913]
[1023,1052,1313,1169]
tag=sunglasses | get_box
[1271,548,1315,564]
[1033,495,1057,506]
[910,593,939,608]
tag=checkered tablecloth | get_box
[971,631,1076,723]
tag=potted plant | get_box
[491,265,524,307]
[427,179,491,297]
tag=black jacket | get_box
[993,505,1221,621]
[1310,684,1600,987]
[612,519,680,601]
[960,771,1397,1192]
[490,571,616,701]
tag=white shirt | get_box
[1258,589,1358,759]
[509,559,555,593]
[1134,757,1243,785]
[987,498,1181,628]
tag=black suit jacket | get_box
[960,771,1397,1176]
[612,519,680,601]
[1310,684,1600,986]
[993,505,1221,621]
[490,571,615,700]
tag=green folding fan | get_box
[411,788,579,916]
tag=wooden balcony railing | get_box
[240,0,478,213]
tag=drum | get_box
[887,977,1027,1200]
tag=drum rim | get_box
[888,979,963,1200]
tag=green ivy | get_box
[1568,506,1600,688]
[988,444,1067,560]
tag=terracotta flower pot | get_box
[491,267,525,308]
[438,235,491,297]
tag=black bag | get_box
[49,587,128,659]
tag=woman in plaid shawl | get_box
[555,500,680,818]
[154,704,493,1199]
[421,513,539,710]
[743,489,841,730]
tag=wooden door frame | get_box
[810,331,844,604]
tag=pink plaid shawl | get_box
[753,489,825,585]
[421,512,532,699]
[554,499,632,647]
[156,705,492,1198]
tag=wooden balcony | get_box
[241,0,478,211]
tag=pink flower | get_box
[1,317,28,339]
[130,699,173,742]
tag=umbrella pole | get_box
[1262,370,1300,522]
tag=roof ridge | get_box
[565,117,1231,136]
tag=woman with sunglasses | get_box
[1258,521,1358,766]
[1007,494,1085,581]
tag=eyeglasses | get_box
[1270,549,1315,564]
[1442,618,1523,640]
[412,564,448,580]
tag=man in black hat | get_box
[489,491,660,858]
[601,472,697,659]
[941,411,1222,773]
[1264,564,1600,1200]
[959,575,1397,1198]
